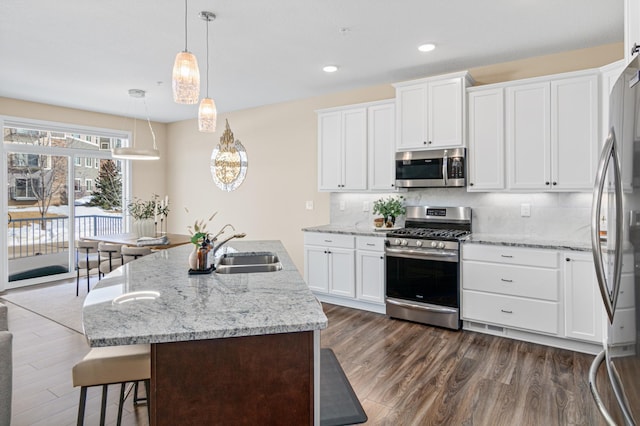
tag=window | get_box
[100,141,110,150]
[11,153,39,168]
[85,179,93,191]
[85,157,92,167]
[74,157,81,166]
[13,177,39,199]
[74,178,82,191]
[94,158,99,168]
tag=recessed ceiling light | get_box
[418,43,436,52]
[323,65,339,73]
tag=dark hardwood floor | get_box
[4,282,618,425]
[321,303,617,426]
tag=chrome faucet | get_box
[212,232,247,256]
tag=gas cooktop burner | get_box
[387,228,471,241]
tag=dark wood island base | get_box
[151,331,314,425]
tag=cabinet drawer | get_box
[304,233,355,249]
[610,308,636,344]
[356,236,385,251]
[618,273,635,309]
[462,244,558,268]
[462,261,559,301]
[462,290,559,335]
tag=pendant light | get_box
[112,89,160,161]
[172,0,200,104]
[198,11,217,132]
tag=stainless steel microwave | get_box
[395,148,466,188]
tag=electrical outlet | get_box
[305,201,313,210]
[339,200,346,211]
[363,201,370,212]
[521,203,531,217]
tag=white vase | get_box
[134,218,155,238]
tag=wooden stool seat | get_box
[72,344,150,426]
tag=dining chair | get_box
[76,240,100,296]
[98,242,123,277]
[121,246,153,264]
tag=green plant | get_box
[373,195,406,220]
[127,197,156,220]
[186,209,218,245]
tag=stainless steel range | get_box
[385,206,472,330]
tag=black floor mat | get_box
[320,348,367,426]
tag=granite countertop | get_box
[463,233,593,252]
[302,224,391,237]
[82,240,328,347]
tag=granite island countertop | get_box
[82,240,328,347]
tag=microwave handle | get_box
[442,150,448,186]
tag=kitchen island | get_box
[82,240,328,425]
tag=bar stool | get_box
[121,246,153,265]
[98,242,123,277]
[72,344,150,426]
[76,240,100,296]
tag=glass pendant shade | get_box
[198,98,217,132]
[172,51,200,104]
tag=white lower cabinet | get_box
[563,251,603,344]
[304,232,385,313]
[462,243,605,353]
[356,236,385,304]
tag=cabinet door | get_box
[506,82,551,190]
[551,75,599,190]
[342,108,367,190]
[317,112,342,190]
[356,250,385,303]
[564,252,603,343]
[467,88,504,190]
[328,248,355,297]
[395,84,427,150]
[428,78,464,147]
[304,246,329,293]
[625,0,640,64]
[368,103,396,190]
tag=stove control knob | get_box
[401,239,409,246]
[437,242,445,249]
[416,241,423,247]
[431,241,437,248]
[394,239,401,246]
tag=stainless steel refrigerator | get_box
[590,56,640,425]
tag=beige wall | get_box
[0,42,624,273]
[0,97,169,199]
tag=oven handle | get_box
[385,248,458,262]
[386,298,458,315]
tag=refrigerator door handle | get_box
[589,350,618,426]
[591,128,623,323]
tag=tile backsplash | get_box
[330,189,592,243]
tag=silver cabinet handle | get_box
[500,254,513,258]
[591,128,623,323]
[500,278,513,283]
[500,309,513,314]
[442,150,448,186]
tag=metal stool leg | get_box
[77,386,87,426]
[100,384,108,426]
[117,382,126,426]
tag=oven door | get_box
[385,249,459,308]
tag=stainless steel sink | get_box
[215,252,282,274]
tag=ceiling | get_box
[0,0,623,123]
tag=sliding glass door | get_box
[2,121,128,290]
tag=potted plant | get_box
[127,197,157,237]
[373,195,406,227]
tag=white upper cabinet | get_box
[550,74,599,190]
[467,87,505,190]
[394,71,473,151]
[368,102,396,191]
[505,72,599,191]
[506,81,552,190]
[625,0,640,64]
[317,100,395,192]
[317,107,367,191]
